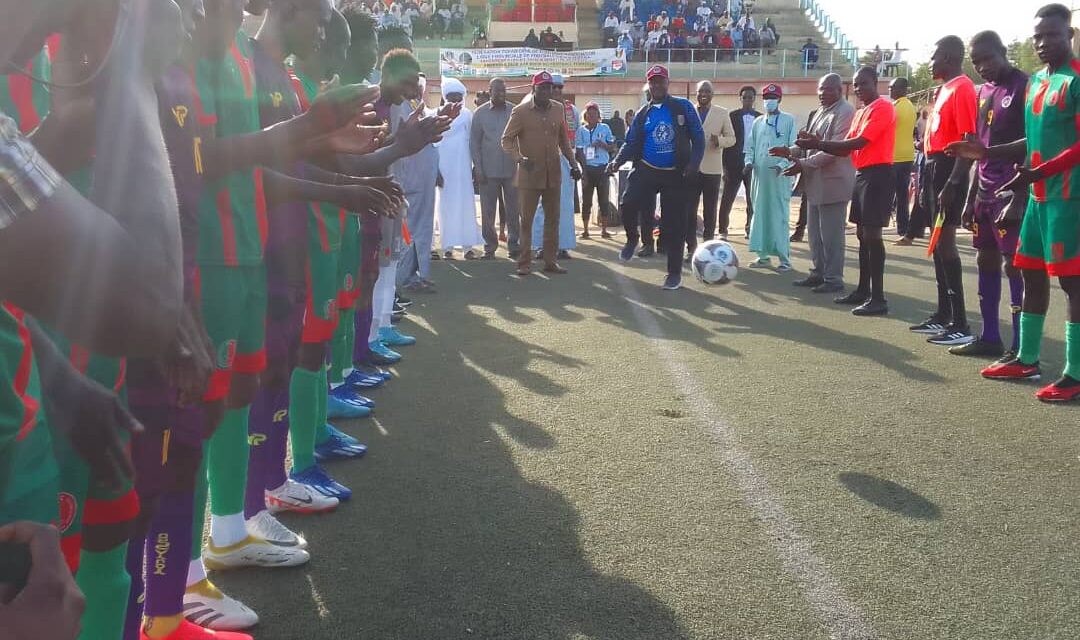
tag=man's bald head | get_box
[818,73,843,107]
[489,77,507,106]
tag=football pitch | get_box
[214,213,1080,640]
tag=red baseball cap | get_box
[584,101,600,111]
[646,64,669,80]
[762,83,782,97]
[532,71,554,86]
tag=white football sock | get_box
[209,512,246,548]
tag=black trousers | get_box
[686,172,722,247]
[892,161,913,235]
[581,165,611,228]
[621,164,687,276]
[906,160,931,238]
[718,169,753,235]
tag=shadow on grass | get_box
[838,472,942,520]
[215,285,692,639]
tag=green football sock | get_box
[289,367,321,474]
[1017,312,1046,365]
[343,309,356,371]
[207,407,249,516]
[329,310,352,384]
[315,367,332,446]
[76,544,131,640]
[191,445,209,560]
[1064,322,1080,380]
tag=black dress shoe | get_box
[852,299,888,316]
[637,246,655,257]
[793,276,825,287]
[789,233,805,242]
[811,282,845,293]
[834,290,869,305]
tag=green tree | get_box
[1007,38,1040,74]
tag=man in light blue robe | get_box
[744,83,797,270]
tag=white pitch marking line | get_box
[613,272,877,640]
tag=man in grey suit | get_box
[772,74,855,293]
[470,77,521,259]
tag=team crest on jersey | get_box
[325,299,337,317]
[57,492,77,533]
[219,339,237,369]
[173,105,189,128]
[652,122,675,144]
[1048,91,1060,107]
[270,92,284,108]
[1001,96,1013,109]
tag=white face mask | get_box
[763,98,780,113]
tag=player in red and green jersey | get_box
[0,49,51,135]
[950,4,1080,402]
[0,41,142,640]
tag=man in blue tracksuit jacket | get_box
[608,64,705,290]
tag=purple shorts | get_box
[129,403,205,498]
[264,283,305,371]
[972,196,1020,255]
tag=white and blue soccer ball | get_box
[691,240,739,285]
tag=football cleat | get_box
[1035,377,1080,403]
[981,357,1042,381]
[314,426,368,461]
[142,618,253,640]
[265,479,338,515]
[201,536,309,571]
[245,510,307,549]
[290,465,352,501]
[182,580,258,631]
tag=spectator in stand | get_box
[524,28,541,48]
[435,4,451,37]
[672,12,686,31]
[719,29,735,61]
[697,1,713,20]
[737,11,754,31]
[449,4,465,36]
[420,1,434,38]
[802,37,819,70]
[673,29,689,61]
[657,10,670,29]
[871,45,884,75]
[540,27,561,49]
[403,2,421,35]
[619,31,635,60]
[604,12,621,41]
[620,0,636,22]
[717,9,731,30]
[760,19,776,54]
[471,30,489,48]
[731,22,744,52]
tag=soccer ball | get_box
[691,240,739,285]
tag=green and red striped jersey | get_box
[1027,59,1080,201]
[194,31,268,267]
[288,66,345,253]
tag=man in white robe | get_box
[436,77,482,259]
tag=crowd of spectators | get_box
[599,0,798,64]
[341,0,474,39]
[522,26,569,49]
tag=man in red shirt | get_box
[911,35,978,345]
[791,65,896,316]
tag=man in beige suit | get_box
[685,81,737,256]
[500,71,581,276]
[772,74,855,292]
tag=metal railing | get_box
[798,0,859,66]
[628,47,861,79]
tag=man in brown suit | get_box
[500,71,582,275]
